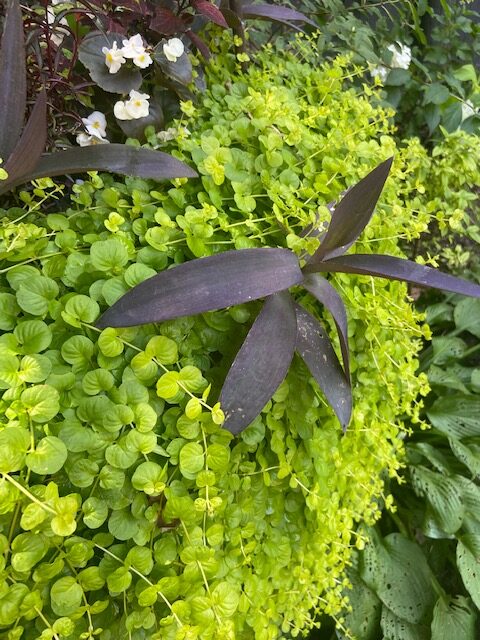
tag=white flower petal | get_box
[114,100,132,120]
[163,38,185,63]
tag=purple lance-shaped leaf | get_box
[305,254,480,299]
[0,145,197,195]
[220,291,297,434]
[97,248,303,328]
[310,157,393,262]
[4,89,47,183]
[303,273,350,380]
[0,0,26,159]
[241,3,317,28]
[295,303,352,430]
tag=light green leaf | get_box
[179,442,204,478]
[131,461,166,496]
[83,497,109,529]
[18,354,52,383]
[26,437,68,475]
[146,335,178,364]
[107,566,132,593]
[82,369,114,395]
[61,335,95,373]
[108,508,139,541]
[50,576,83,616]
[21,385,60,423]
[0,293,20,330]
[105,442,138,469]
[431,595,476,640]
[14,320,52,354]
[16,276,58,316]
[90,239,129,273]
[211,582,240,618]
[62,295,100,327]
[98,327,124,358]
[156,371,181,399]
[11,533,48,572]
[133,403,158,432]
[0,427,30,472]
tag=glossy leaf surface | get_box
[305,254,480,298]
[294,303,352,429]
[303,273,350,379]
[97,248,303,328]
[220,291,297,434]
[311,157,393,261]
[0,145,197,194]
[0,0,26,159]
[4,90,47,183]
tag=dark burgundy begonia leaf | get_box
[310,157,393,262]
[192,0,229,28]
[305,254,480,299]
[97,248,303,328]
[303,273,350,380]
[150,9,187,35]
[185,29,211,59]
[240,3,316,28]
[0,145,197,195]
[0,0,26,160]
[295,303,352,430]
[4,89,47,183]
[220,291,297,434]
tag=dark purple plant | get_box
[97,157,480,435]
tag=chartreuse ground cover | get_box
[1,37,479,640]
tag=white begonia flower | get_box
[121,34,145,58]
[387,42,412,70]
[370,65,389,83]
[163,38,184,63]
[81,111,107,139]
[461,100,476,121]
[76,132,109,147]
[114,90,150,120]
[102,41,126,74]
[133,50,153,69]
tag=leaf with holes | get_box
[410,466,464,534]
[427,395,480,439]
[457,540,480,609]
[431,595,477,640]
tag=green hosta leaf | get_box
[342,571,381,640]
[380,606,429,640]
[62,295,100,327]
[145,335,178,364]
[0,427,30,472]
[78,32,142,93]
[431,595,476,640]
[14,320,52,354]
[428,365,469,394]
[449,439,480,478]
[427,395,480,439]
[107,566,132,593]
[131,461,167,495]
[431,337,467,366]
[90,239,129,273]
[26,436,68,475]
[82,497,108,529]
[16,276,58,316]
[21,385,60,423]
[410,466,464,534]
[179,442,204,479]
[457,540,480,609]
[50,576,83,616]
[0,293,20,330]
[454,298,480,338]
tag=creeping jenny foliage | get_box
[0,37,478,639]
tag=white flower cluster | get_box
[102,35,185,74]
[114,90,150,120]
[76,111,109,146]
[370,42,412,83]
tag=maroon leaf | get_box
[96,248,303,328]
[192,0,229,28]
[0,0,26,160]
[0,145,197,195]
[295,303,352,430]
[150,8,187,36]
[303,273,350,380]
[4,89,47,183]
[305,254,480,299]
[241,3,317,28]
[185,29,211,59]
[310,157,393,262]
[220,291,297,434]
